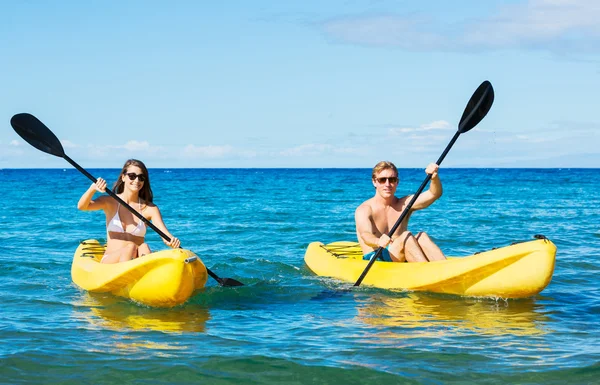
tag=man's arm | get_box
[409,163,443,211]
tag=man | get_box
[355,161,446,263]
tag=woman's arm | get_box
[147,205,181,248]
[77,178,108,211]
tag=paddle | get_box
[10,113,244,287]
[354,80,495,287]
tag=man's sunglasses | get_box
[125,172,146,182]
[375,177,398,184]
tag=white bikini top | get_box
[106,200,146,237]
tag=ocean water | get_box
[0,168,598,385]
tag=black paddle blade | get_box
[458,80,494,134]
[10,113,65,157]
[220,278,245,287]
[206,267,244,286]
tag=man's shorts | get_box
[363,248,393,262]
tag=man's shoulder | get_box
[356,199,374,214]
[394,194,409,204]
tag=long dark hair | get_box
[112,159,154,203]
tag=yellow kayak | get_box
[304,237,556,298]
[72,240,208,307]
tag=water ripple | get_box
[0,168,599,383]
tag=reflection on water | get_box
[74,293,211,334]
[356,292,551,337]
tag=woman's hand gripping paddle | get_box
[354,80,495,287]
[10,113,244,287]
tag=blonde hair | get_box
[372,161,398,179]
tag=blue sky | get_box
[1,0,599,168]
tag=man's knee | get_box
[415,231,431,241]
[390,231,412,251]
[395,231,413,243]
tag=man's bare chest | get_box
[371,205,409,234]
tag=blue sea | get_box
[0,168,599,384]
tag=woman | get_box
[77,159,180,264]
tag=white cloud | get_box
[280,143,366,157]
[324,15,444,50]
[464,0,600,51]
[280,143,332,157]
[323,0,600,54]
[389,120,451,135]
[333,146,362,155]
[514,134,555,143]
[101,140,162,154]
[9,140,20,146]
[422,120,452,130]
[183,144,234,158]
[61,140,78,149]
[122,140,151,152]
[66,141,164,159]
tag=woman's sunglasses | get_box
[375,177,398,184]
[125,172,146,182]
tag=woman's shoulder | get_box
[90,195,116,212]
[94,195,113,204]
[141,200,158,210]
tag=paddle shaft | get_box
[64,154,172,241]
[10,113,244,286]
[65,154,230,285]
[353,131,460,287]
